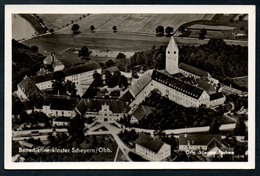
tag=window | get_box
[168,51,170,54]
[174,51,176,54]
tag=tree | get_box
[209,118,220,134]
[132,71,139,79]
[67,115,85,144]
[53,71,65,82]
[52,71,66,95]
[198,28,207,39]
[165,26,174,37]
[178,25,186,34]
[119,75,128,89]
[155,26,164,36]
[104,70,112,85]
[234,117,246,136]
[30,46,39,53]
[116,53,126,60]
[71,24,80,34]
[93,71,103,87]
[78,46,91,59]
[112,26,117,32]
[105,59,115,67]
[90,25,95,32]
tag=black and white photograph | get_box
[5,5,255,169]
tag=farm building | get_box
[135,133,171,161]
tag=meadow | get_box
[39,14,214,34]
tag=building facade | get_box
[34,97,79,117]
[75,98,129,122]
[135,133,171,161]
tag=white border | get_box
[5,5,255,170]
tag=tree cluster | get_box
[155,26,174,37]
[130,45,167,71]
[225,94,248,112]
[132,90,223,130]
[104,70,128,89]
[179,38,248,79]
[51,72,79,97]
[118,129,139,147]
[12,40,45,91]
[12,111,51,128]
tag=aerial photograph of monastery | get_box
[11,13,249,162]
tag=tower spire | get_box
[165,37,179,74]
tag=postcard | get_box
[5,5,255,169]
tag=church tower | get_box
[166,37,179,74]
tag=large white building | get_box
[135,133,171,161]
[16,62,101,101]
[29,62,101,91]
[124,37,226,108]
[75,98,129,122]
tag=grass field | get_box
[38,14,88,31]
[21,13,247,58]
[38,14,213,34]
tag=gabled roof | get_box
[135,133,165,153]
[210,92,224,101]
[42,97,79,110]
[62,62,101,77]
[29,73,53,84]
[179,134,222,147]
[119,90,134,103]
[196,78,216,93]
[132,105,154,121]
[102,66,119,74]
[207,138,222,151]
[129,70,153,97]
[29,62,100,84]
[152,70,205,99]
[17,79,45,105]
[179,63,210,78]
[75,98,129,115]
[222,86,242,94]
